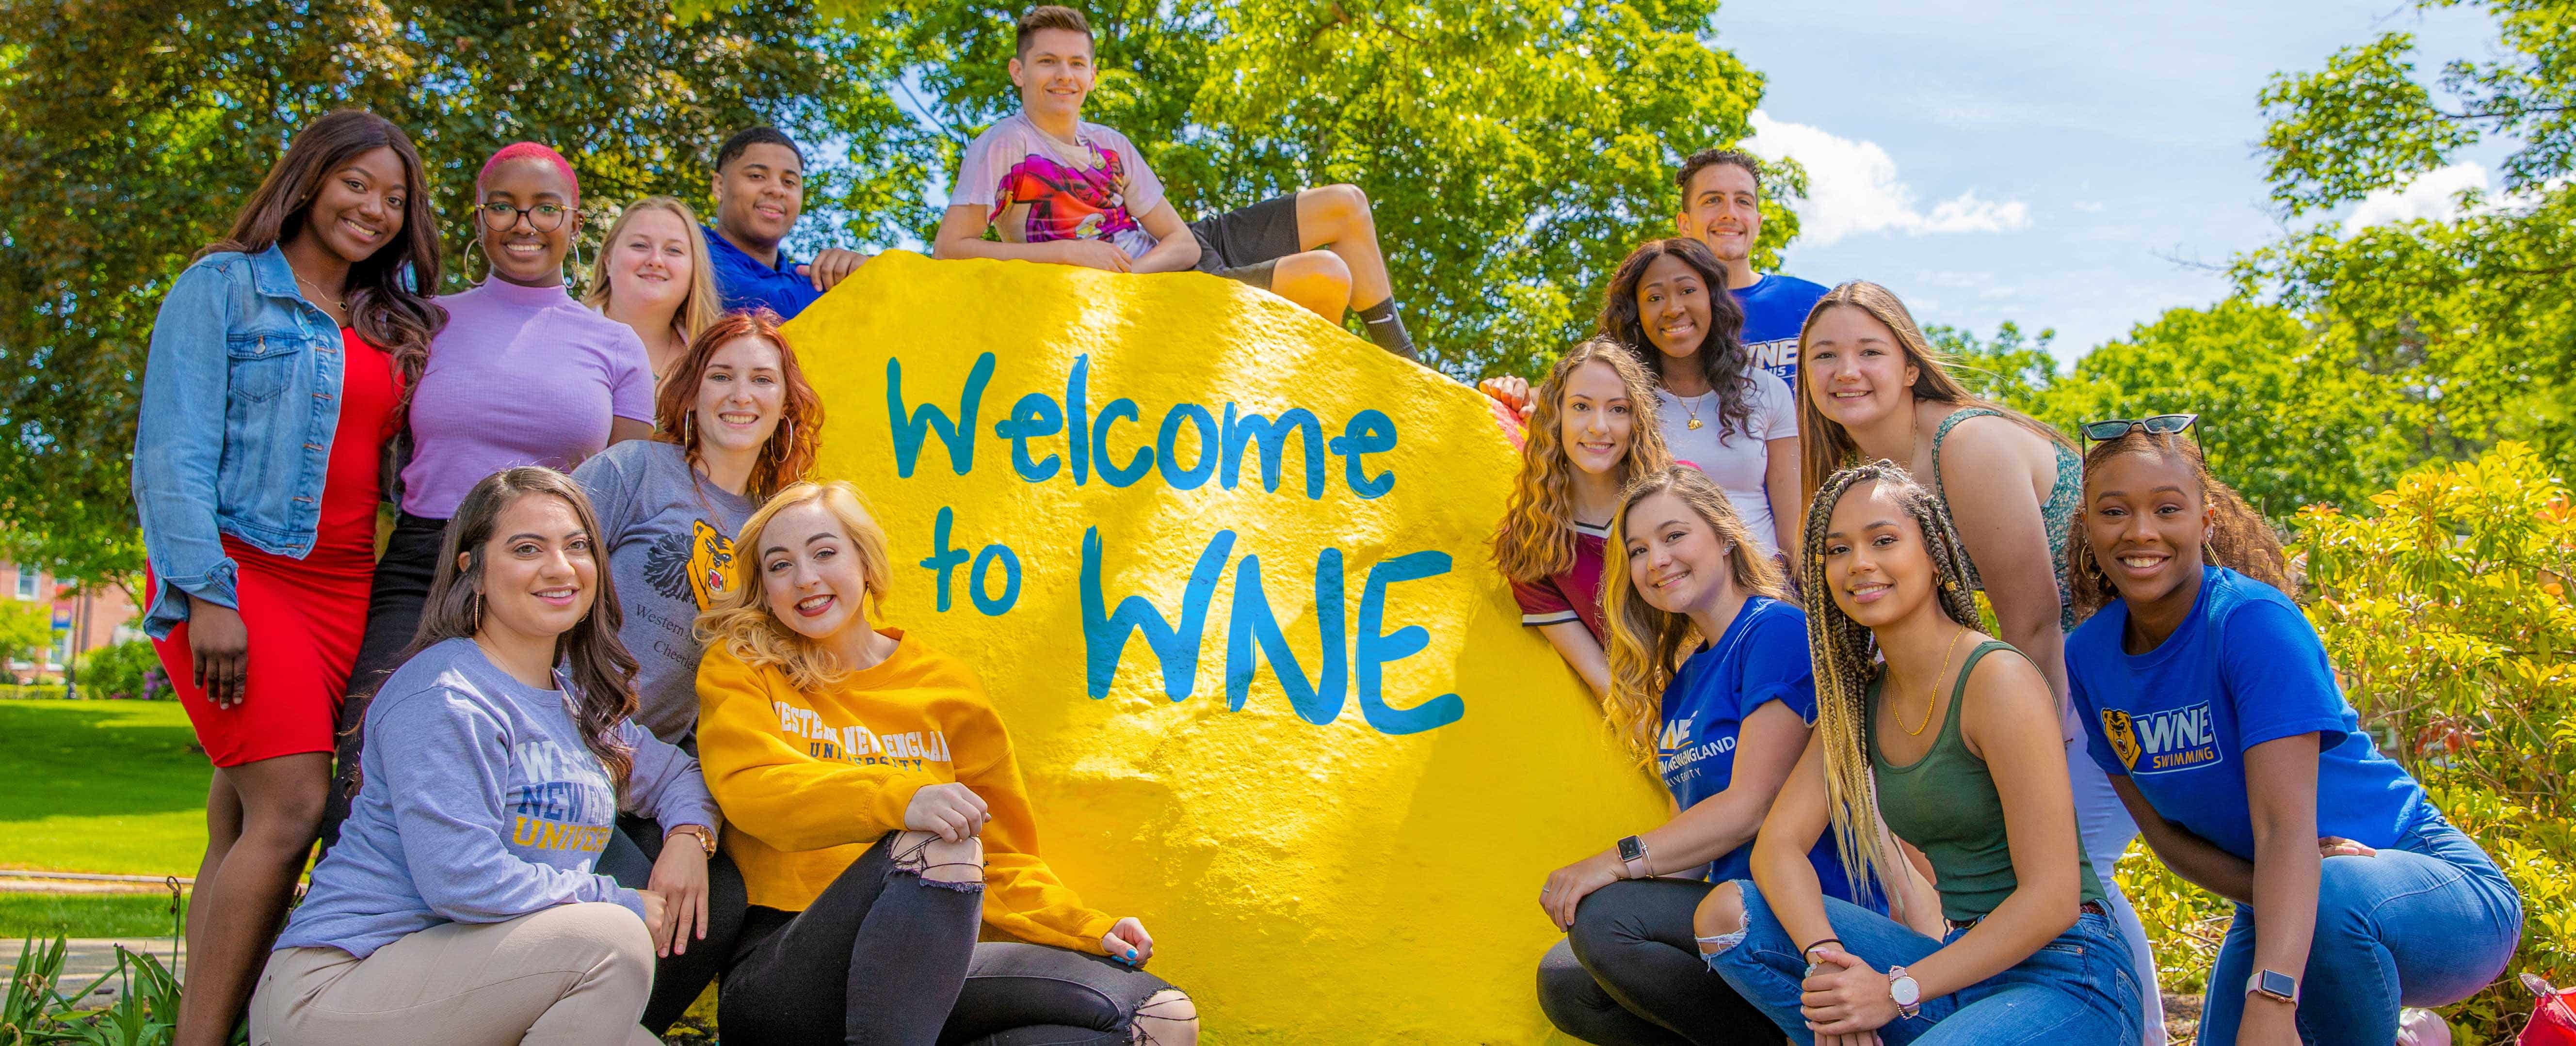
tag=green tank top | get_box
[1929,407,2081,632]
[1868,640,2107,922]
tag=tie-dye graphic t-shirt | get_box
[575,440,752,750]
[951,113,1169,260]
[275,637,718,958]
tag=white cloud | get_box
[1742,110,2031,247]
[2071,200,2106,213]
[2341,162,2491,235]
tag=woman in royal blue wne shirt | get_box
[2064,421,2521,1046]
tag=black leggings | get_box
[718,832,1180,1046]
[1535,878,1782,1046]
[319,510,446,856]
[597,815,751,1034]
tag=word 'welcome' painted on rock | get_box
[891,350,1463,737]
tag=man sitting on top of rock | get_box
[932,4,1421,361]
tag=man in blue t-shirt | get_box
[702,126,873,319]
[1674,148,1830,389]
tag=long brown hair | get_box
[1600,466,1791,759]
[2069,428,2293,619]
[1597,238,1755,438]
[206,110,444,395]
[695,482,896,694]
[1800,461,1985,902]
[654,308,824,504]
[1795,281,2074,507]
[1495,338,1674,584]
[408,467,639,790]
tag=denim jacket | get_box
[132,245,359,638]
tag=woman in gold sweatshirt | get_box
[695,480,1199,1046]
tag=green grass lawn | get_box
[0,700,210,875]
[0,891,188,938]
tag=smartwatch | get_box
[1887,966,1923,1018]
[2246,969,2299,1004]
[1616,835,1651,879]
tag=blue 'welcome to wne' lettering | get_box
[1079,528,1464,736]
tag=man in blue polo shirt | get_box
[1674,148,1829,391]
[703,126,872,318]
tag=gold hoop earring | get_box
[470,592,483,633]
[464,239,491,285]
[682,412,695,446]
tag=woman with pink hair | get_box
[325,142,660,850]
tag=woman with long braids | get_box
[1796,281,2161,1038]
[130,110,440,1046]
[583,195,724,387]
[332,141,656,844]
[2063,421,2519,1046]
[1694,462,2142,1045]
[1494,337,1674,697]
[573,308,821,1033]
[250,467,716,1044]
[1534,466,1868,1046]
[1598,238,1801,562]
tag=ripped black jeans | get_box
[718,832,1180,1046]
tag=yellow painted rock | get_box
[784,251,1666,1043]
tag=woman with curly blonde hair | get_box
[1534,466,1867,1046]
[1495,337,1674,698]
[693,481,1199,1046]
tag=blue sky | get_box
[1715,0,2504,362]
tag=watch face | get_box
[2258,970,2297,998]
[1890,975,1920,1006]
[1616,836,1644,862]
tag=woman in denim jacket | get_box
[130,109,441,1046]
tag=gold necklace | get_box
[1680,391,1707,430]
[292,270,346,314]
[1898,628,1970,736]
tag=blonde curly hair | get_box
[694,480,895,693]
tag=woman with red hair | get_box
[572,307,822,1033]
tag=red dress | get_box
[153,327,399,767]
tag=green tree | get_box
[0,600,53,671]
[0,0,897,587]
[1927,320,2062,409]
[2238,0,2576,472]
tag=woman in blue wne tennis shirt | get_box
[2064,420,2521,1046]
[1534,465,1864,1046]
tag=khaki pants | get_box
[248,902,660,1046]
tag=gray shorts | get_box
[1187,192,1303,290]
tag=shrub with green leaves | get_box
[74,638,162,701]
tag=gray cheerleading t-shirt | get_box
[572,440,752,750]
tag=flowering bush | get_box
[2119,442,2576,1039]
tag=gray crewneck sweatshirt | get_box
[276,637,719,957]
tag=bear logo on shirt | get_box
[645,519,738,610]
[2103,703,2223,775]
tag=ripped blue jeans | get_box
[1701,879,2141,1046]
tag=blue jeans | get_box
[2196,807,2521,1046]
[1703,880,2142,1046]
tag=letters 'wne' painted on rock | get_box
[785,251,1664,1043]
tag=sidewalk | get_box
[0,937,185,1004]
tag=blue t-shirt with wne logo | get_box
[1659,597,1865,904]
[2070,566,2427,860]
[1734,273,1831,388]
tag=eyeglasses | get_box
[2080,413,2198,444]
[479,201,572,232]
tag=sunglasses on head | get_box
[2079,413,2198,444]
